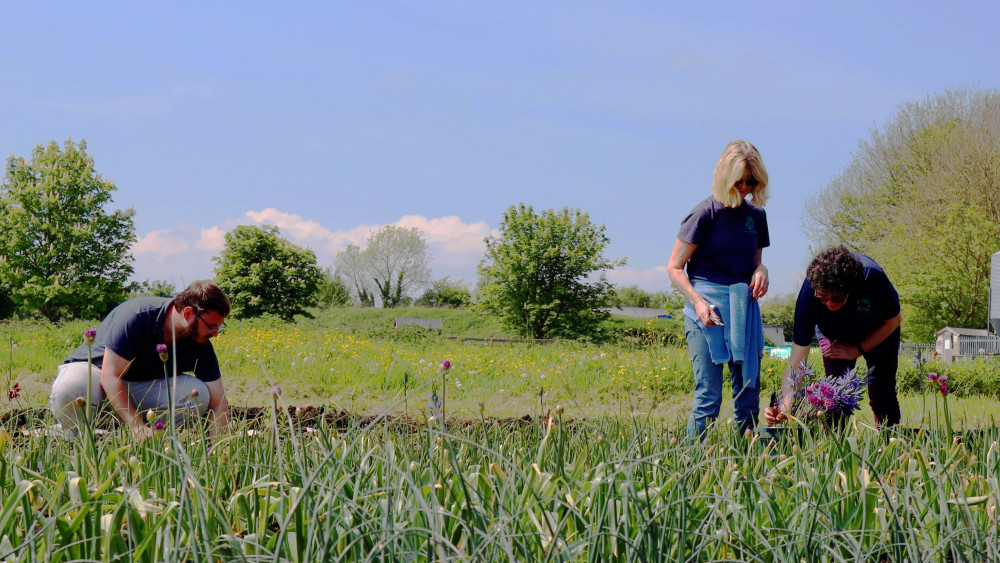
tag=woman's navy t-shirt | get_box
[677,196,770,285]
[792,252,900,346]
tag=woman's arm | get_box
[667,239,717,325]
[750,248,769,299]
[826,312,902,360]
[763,343,811,425]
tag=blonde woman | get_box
[667,140,770,437]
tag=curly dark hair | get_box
[806,245,864,294]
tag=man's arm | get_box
[100,349,152,439]
[204,378,230,438]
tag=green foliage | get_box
[0,139,136,321]
[759,291,797,343]
[599,316,684,348]
[415,277,472,308]
[805,87,1000,340]
[335,226,431,308]
[316,267,350,308]
[610,285,680,310]
[478,204,624,340]
[213,224,324,322]
[133,279,177,298]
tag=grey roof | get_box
[935,326,992,337]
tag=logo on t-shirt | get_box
[856,297,872,316]
[744,217,756,234]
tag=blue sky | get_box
[2,1,998,298]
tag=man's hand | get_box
[131,424,154,441]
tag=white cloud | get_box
[129,210,494,287]
[132,229,189,259]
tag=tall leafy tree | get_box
[213,224,324,322]
[0,139,136,321]
[316,266,351,308]
[477,204,624,340]
[804,87,1000,340]
[334,226,431,308]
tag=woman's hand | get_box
[763,405,786,427]
[750,262,769,299]
[824,340,862,360]
[693,300,720,326]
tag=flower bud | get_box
[927,372,939,381]
[940,384,949,397]
[83,328,97,346]
[555,404,564,415]
[270,385,282,399]
[477,400,484,413]
[937,375,949,384]
[146,409,156,422]
[190,389,199,398]
[156,343,168,362]
[154,421,165,431]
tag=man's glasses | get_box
[814,290,848,305]
[194,311,226,334]
[734,177,759,188]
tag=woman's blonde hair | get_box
[711,140,769,208]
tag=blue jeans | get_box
[685,316,760,436]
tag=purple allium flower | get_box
[83,327,97,346]
[270,384,282,399]
[7,383,21,400]
[438,359,452,373]
[940,384,949,397]
[153,421,165,431]
[156,343,168,362]
[937,374,949,384]
[928,372,939,382]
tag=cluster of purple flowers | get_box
[803,368,868,416]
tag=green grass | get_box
[2,313,999,560]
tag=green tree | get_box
[334,225,431,308]
[317,266,351,308]
[133,280,177,298]
[415,277,472,308]
[0,139,136,321]
[804,87,1000,340]
[759,291,797,344]
[213,224,324,322]
[477,204,624,340]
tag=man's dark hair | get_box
[806,245,865,294]
[171,280,230,317]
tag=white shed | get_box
[934,326,1000,363]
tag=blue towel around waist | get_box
[683,281,764,388]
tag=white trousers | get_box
[49,362,210,432]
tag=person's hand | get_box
[763,405,787,426]
[694,300,721,326]
[824,340,862,360]
[131,424,154,441]
[750,263,769,299]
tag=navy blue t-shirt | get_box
[65,297,222,383]
[677,196,770,285]
[792,253,900,347]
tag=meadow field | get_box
[1,310,999,560]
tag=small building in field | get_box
[762,323,785,347]
[934,326,1000,363]
[394,317,443,331]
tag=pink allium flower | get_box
[940,384,949,397]
[927,372,939,381]
[83,328,97,346]
[156,343,168,362]
[438,360,452,373]
[937,374,949,384]
[7,383,21,400]
[153,421,165,431]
